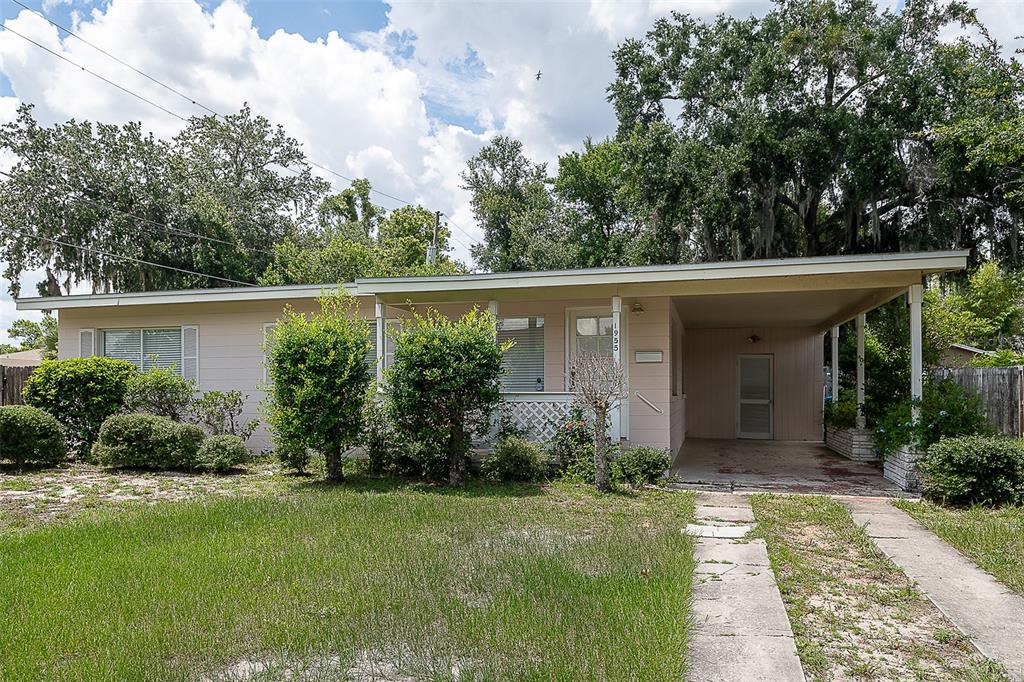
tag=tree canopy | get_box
[0,104,463,297]
[464,0,1022,271]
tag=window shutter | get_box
[142,328,183,372]
[79,329,95,357]
[498,316,545,391]
[182,326,199,383]
[366,320,378,368]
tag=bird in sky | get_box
[535,70,542,81]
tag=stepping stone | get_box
[695,504,755,522]
[684,523,752,538]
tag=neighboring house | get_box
[15,251,967,465]
[0,348,44,367]
[939,342,996,368]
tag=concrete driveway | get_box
[671,438,906,497]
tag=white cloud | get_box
[0,0,1019,299]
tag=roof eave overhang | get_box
[15,283,357,311]
[14,250,968,311]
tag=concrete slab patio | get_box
[685,492,804,682]
[844,498,1024,680]
[672,439,906,496]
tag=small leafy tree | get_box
[264,291,371,482]
[123,365,195,421]
[568,353,626,492]
[386,309,507,485]
[192,390,258,441]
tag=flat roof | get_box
[16,250,969,311]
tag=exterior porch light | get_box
[746,334,761,344]
[631,301,645,314]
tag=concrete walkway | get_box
[844,498,1024,679]
[685,492,804,681]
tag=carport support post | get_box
[909,283,924,422]
[375,297,385,387]
[830,325,840,400]
[612,295,622,440]
[856,314,866,429]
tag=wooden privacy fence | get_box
[935,366,1024,437]
[0,365,36,406]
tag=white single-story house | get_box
[16,250,968,488]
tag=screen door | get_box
[737,354,773,439]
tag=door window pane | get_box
[576,315,613,358]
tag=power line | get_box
[0,168,277,257]
[0,9,483,248]
[0,24,186,122]
[7,227,258,287]
[9,0,220,117]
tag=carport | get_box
[671,439,906,496]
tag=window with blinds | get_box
[98,327,196,381]
[497,316,545,392]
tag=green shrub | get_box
[386,308,506,484]
[918,436,1024,507]
[482,436,550,482]
[264,291,372,482]
[968,349,1024,367]
[362,397,418,476]
[22,357,137,458]
[124,365,195,421]
[192,390,258,441]
[196,435,250,473]
[274,438,312,474]
[92,413,205,470]
[548,406,593,469]
[823,389,858,429]
[612,445,670,486]
[873,378,991,457]
[0,405,66,468]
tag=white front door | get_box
[737,354,773,439]
[568,309,625,440]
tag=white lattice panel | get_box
[504,396,574,442]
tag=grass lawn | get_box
[751,494,1008,681]
[894,500,1024,596]
[0,477,695,681]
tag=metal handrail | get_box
[634,391,663,414]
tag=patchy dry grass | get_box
[894,500,1024,597]
[0,461,288,532]
[0,472,695,680]
[751,494,1008,681]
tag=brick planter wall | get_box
[884,446,922,491]
[825,425,877,462]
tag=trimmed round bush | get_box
[482,436,550,483]
[0,405,67,468]
[197,435,250,473]
[918,436,1024,507]
[22,357,137,458]
[124,366,195,421]
[612,445,670,486]
[92,413,205,470]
